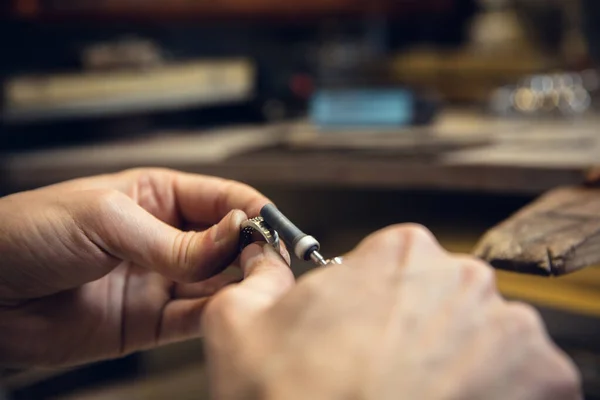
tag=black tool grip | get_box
[260,203,305,248]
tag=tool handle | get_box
[260,203,320,260]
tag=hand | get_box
[0,168,285,367]
[203,224,581,400]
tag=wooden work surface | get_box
[2,110,600,194]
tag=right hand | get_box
[202,224,582,400]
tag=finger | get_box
[174,273,242,299]
[238,243,295,304]
[452,255,499,299]
[173,172,270,225]
[158,270,252,345]
[157,298,212,345]
[123,269,241,356]
[75,191,248,282]
[50,168,269,225]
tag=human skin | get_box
[0,168,583,400]
[0,168,281,367]
[202,225,582,400]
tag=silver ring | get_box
[240,217,280,254]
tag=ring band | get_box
[240,217,280,254]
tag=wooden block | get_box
[473,185,600,276]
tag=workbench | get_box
[2,110,599,194]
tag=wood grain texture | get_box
[473,186,600,276]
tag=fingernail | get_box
[215,209,247,244]
[277,245,292,266]
[263,243,292,267]
[243,243,265,268]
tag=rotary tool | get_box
[239,203,341,266]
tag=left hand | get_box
[0,168,288,368]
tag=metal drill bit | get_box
[310,251,328,266]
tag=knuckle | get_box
[117,167,145,178]
[171,231,204,282]
[507,301,544,333]
[533,348,582,399]
[458,257,497,293]
[547,362,582,399]
[120,167,173,178]
[71,189,129,223]
[361,223,439,252]
[390,223,445,260]
[394,223,438,245]
[350,223,447,272]
[89,189,128,210]
[558,366,582,398]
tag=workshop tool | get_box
[239,204,342,266]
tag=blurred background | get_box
[3,0,600,398]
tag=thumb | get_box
[77,190,248,282]
[237,243,295,306]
